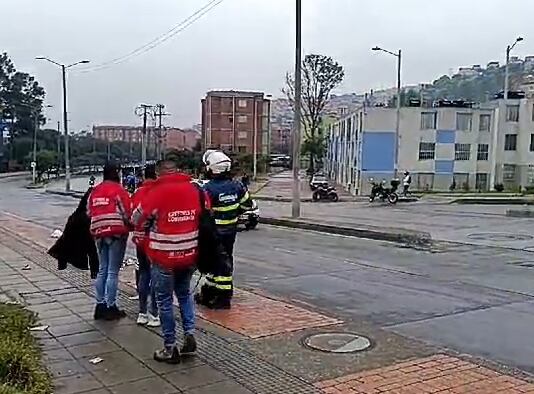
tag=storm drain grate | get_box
[0,228,319,394]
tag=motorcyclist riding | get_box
[195,150,252,309]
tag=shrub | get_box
[494,183,504,192]
[0,304,52,394]
[524,185,534,194]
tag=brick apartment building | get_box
[92,125,200,152]
[201,91,271,155]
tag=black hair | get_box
[145,164,157,180]
[103,163,120,183]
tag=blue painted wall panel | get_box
[361,132,395,171]
[436,130,455,144]
[435,160,454,174]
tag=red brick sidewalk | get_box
[316,355,534,394]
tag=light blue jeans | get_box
[155,265,195,348]
[95,236,127,307]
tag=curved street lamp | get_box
[36,57,90,191]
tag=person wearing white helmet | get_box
[195,150,251,309]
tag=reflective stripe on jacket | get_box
[131,173,202,270]
[88,181,131,238]
[131,179,156,249]
[204,179,250,231]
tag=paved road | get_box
[2,178,534,376]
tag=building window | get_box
[238,132,247,139]
[504,134,517,151]
[238,115,247,123]
[456,113,472,131]
[420,112,437,129]
[503,164,517,182]
[238,99,247,108]
[506,105,520,122]
[532,103,534,121]
[475,173,488,191]
[479,114,491,132]
[238,146,247,153]
[228,116,233,123]
[418,142,435,160]
[455,143,471,160]
[477,144,489,160]
[531,134,534,152]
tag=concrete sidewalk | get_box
[1,212,534,393]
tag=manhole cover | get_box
[303,333,371,353]
[467,233,533,242]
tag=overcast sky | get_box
[4,0,533,132]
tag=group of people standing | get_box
[51,150,250,364]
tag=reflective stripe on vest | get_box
[93,213,123,221]
[215,217,238,226]
[149,240,198,251]
[149,230,199,242]
[90,219,125,231]
[132,231,145,238]
[239,191,250,204]
[205,275,233,290]
[212,203,239,212]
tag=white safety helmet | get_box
[203,150,232,174]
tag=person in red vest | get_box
[132,160,203,364]
[131,164,160,327]
[88,163,132,321]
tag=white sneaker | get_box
[136,313,149,325]
[146,314,161,327]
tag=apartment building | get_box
[325,101,495,195]
[92,125,199,151]
[201,90,271,155]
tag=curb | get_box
[506,209,534,218]
[260,217,431,247]
[451,197,534,205]
[45,189,84,199]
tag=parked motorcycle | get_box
[312,185,339,202]
[238,199,260,230]
[369,178,399,204]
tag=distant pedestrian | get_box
[241,172,250,189]
[132,160,202,364]
[88,163,132,320]
[131,164,160,327]
[403,171,412,196]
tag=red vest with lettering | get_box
[131,179,156,250]
[88,181,131,238]
[142,173,202,270]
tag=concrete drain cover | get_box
[303,333,371,353]
[467,233,533,242]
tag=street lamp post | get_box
[504,37,524,102]
[372,46,402,177]
[36,57,90,191]
[292,0,302,219]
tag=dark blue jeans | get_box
[155,265,195,348]
[136,248,158,316]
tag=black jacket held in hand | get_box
[48,188,99,278]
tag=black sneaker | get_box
[154,346,180,364]
[105,305,127,320]
[94,303,108,320]
[180,334,197,356]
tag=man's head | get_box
[103,163,120,183]
[156,160,178,176]
[145,163,157,180]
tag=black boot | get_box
[105,305,127,320]
[154,346,180,364]
[94,303,108,320]
[207,294,231,310]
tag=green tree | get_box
[284,54,344,172]
[0,52,45,140]
[35,150,57,180]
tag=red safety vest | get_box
[88,181,131,238]
[131,179,156,250]
[136,173,202,270]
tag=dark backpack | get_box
[195,184,228,274]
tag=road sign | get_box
[31,161,36,168]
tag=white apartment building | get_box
[325,92,534,195]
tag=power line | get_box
[77,0,224,73]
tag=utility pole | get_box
[253,100,258,180]
[292,0,302,219]
[57,121,61,175]
[152,104,169,160]
[32,109,38,184]
[135,104,153,166]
